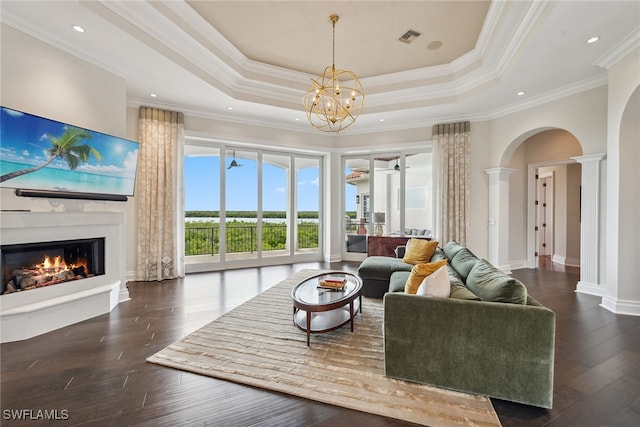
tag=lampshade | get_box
[302,15,364,133]
[373,212,385,224]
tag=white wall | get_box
[467,121,491,258]
[480,90,606,274]
[603,46,640,315]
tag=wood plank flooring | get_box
[1,260,639,426]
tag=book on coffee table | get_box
[317,276,347,291]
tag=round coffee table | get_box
[291,271,363,346]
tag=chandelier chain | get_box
[332,15,336,70]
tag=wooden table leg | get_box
[349,301,354,332]
[306,311,311,346]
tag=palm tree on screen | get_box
[0,126,102,183]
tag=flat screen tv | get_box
[0,106,138,201]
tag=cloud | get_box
[2,108,24,118]
[297,178,320,187]
[275,186,286,193]
[123,150,138,171]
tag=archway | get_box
[500,128,584,272]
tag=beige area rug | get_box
[147,269,500,426]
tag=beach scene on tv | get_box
[0,107,138,197]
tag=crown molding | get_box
[2,0,558,117]
[595,26,640,69]
[484,74,608,121]
[100,0,553,115]
[127,96,316,135]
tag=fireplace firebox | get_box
[1,238,105,295]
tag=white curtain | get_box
[433,122,471,246]
[136,107,185,281]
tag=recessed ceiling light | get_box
[517,91,526,96]
[149,93,158,98]
[227,106,233,110]
[295,118,300,121]
[587,36,600,44]
[72,25,85,33]
[427,41,443,51]
[379,119,385,122]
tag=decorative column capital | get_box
[572,153,606,164]
[484,167,517,177]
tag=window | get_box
[343,150,432,258]
[184,142,323,270]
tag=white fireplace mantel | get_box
[0,211,129,343]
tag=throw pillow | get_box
[450,248,479,281]
[416,265,450,298]
[465,259,528,304]
[402,239,439,265]
[404,259,448,294]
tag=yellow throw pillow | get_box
[402,239,439,265]
[404,259,448,294]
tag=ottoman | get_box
[357,256,413,298]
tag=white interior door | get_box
[536,174,554,257]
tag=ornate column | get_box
[484,167,516,273]
[572,154,606,295]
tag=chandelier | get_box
[302,15,364,133]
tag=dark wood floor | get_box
[1,260,639,426]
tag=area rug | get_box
[147,269,500,426]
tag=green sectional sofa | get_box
[357,240,556,409]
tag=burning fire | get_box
[36,255,88,275]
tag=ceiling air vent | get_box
[398,29,421,44]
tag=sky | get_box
[184,155,331,212]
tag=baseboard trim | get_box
[576,281,605,296]
[324,254,342,263]
[552,255,580,267]
[509,260,527,271]
[600,296,640,316]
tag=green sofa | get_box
[358,240,556,408]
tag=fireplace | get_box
[2,237,105,294]
[0,211,128,343]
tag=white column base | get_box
[576,281,605,296]
[600,296,640,316]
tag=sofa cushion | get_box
[447,266,480,300]
[430,247,446,262]
[466,259,528,304]
[443,240,465,260]
[416,265,450,298]
[389,271,410,293]
[450,248,479,281]
[404,259,448,294]
[402,239,439,265]
[357,256,413,281]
